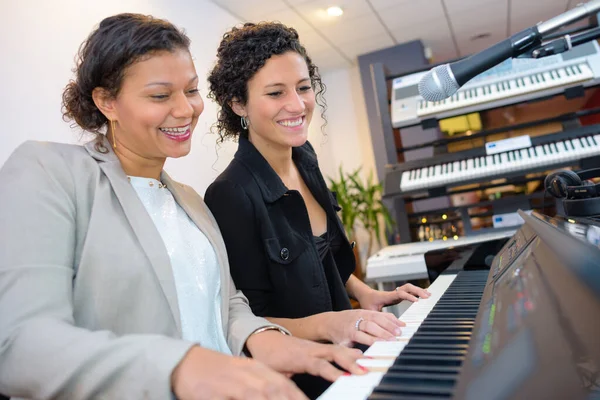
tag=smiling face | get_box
[97,48,204,161]
[233,51,316,150]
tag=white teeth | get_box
[278,117,303,127]
[159,125,189,135]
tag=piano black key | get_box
[408,336,471,345]
[418,321,475,327]
[387,364,462,375]
[379,373,456,388]
[400,348,468,356]
[371,383,454,398]
[369,394,448,400]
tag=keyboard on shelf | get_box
[365,229,516,288]
[319,211,600,400]
[391,41,600,129]
[417,62,592,117]
[384,124,600,197]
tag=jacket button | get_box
[280,247,290,261]
[350,241,356,249]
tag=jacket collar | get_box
[234,136,319,203]
[84,136,119,163]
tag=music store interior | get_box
[1,0,600,399]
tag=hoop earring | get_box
[110,120,117,150]
[240,116,249,130]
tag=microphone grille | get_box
[418,64,460,102]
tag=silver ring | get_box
[355,317,364,331]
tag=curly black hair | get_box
[62,13,190,150]
[207,22,327,143]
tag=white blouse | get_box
[129,176,231,355]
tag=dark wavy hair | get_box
[61,13,190,151]
[207,22,327,143]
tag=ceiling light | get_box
[327,6,343,17]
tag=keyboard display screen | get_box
[394,84,419,100]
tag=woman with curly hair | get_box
[0,14,368,400]
[205,22,430,398]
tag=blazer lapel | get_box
[84,140,182,334]
[163,172,230,332]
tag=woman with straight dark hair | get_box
[0,14,365,400]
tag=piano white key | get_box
[499,152,509,167]
[357,358,395,369]
[518,149,529,167]
[400,171,410,191]
[483,155,495,173]
[317,373,386,400]
[409,168,425,189]
[555,142,568,161]
[364,341,408,358]
[533,145,546,164]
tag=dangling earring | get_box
[240,116,249,130]
[110,120,117,150]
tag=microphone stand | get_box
[525,26,600,58]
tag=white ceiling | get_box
[210,0,587,71]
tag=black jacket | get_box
[204,137,356,319]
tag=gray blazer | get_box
[0,139,276,400]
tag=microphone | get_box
[418,0,600,102]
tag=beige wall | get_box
[309,65,376,184]
[308,65,384,268]
[0,0,241,196]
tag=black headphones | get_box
[545,168,600,199]
[545,168,600,217]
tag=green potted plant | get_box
[328,166,394,279]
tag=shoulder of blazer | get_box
[12,140,91,163]
[6,140,98,185]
